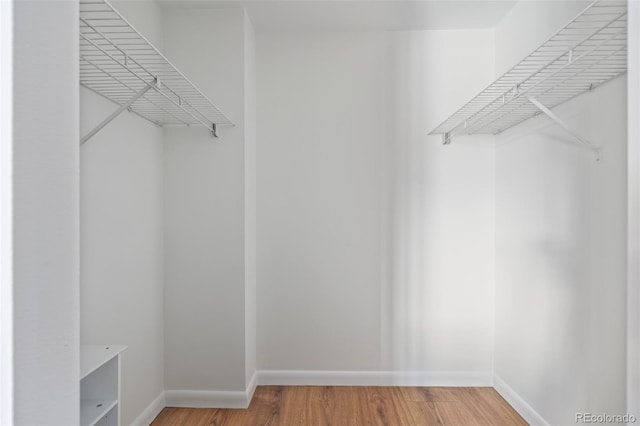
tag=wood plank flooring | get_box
[152,386,528,425]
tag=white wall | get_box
[389,30,496,373]
[256,31,392,372]
[80,2,166,424]
[628,0,640,418]
[109,0,164,49]
[12,1,80,424]
[244,10,257,389]
[494,2,628,424]
[0,0,14,423]
[495,0,590,75]
[163,7,256,395]
[256,29,495,375]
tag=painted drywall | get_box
[256,29,495,374]
[628,0,640,418]
[109,0,164,50]
[494,2,628,424]
[160,0,516,33]
[494,0,591,75]
[244,10,257,389]
[388,30,496,373]
[0,0,13,423]
[80,2,165,425]
[163,7,255,393]
[12,1,80,424]
[80,90,165,425]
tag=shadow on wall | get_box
[385,30,495,372]
[494,76,627,424]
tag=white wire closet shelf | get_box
[79,0,234,144]
[429,0,627,157]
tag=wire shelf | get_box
[79,0,233,132]
[429,0,627,141]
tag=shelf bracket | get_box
[211,124,218,138]
[526,96,601,161]
[80,82,155,145]
[442,132,451,145]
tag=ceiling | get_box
[158,0,518,32]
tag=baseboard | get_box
[131,391,166,426]
[139,371,528,413]
[164,388,251,409]
[164,373,258,410]
[257,370,493,387]
[246,371,258,404]
[493,375,549,426]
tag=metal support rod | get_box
[80,32,213,129]
[81,83,153,145]
[527,96,600,160]
[80,55,191,127]
[451,13,626,136]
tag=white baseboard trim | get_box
[257,370,493,387]
[165,372,258,410]
[141,372,549,415]
[131,391,166,426]
[246,371,257,405]
[165,389,250,409]
[493,375,549,426]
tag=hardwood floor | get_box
[151,386,528,425]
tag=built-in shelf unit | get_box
[79,0,233,144]
[80,345,126,426]
[429,0,627,160]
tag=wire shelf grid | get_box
[79,0,233,130]
[429,0,627,139]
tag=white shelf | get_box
[79,0,233,143]
[81,345,126,379]
[429,0,627,145]
[80,399,117,426]
[81,345,126,426]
